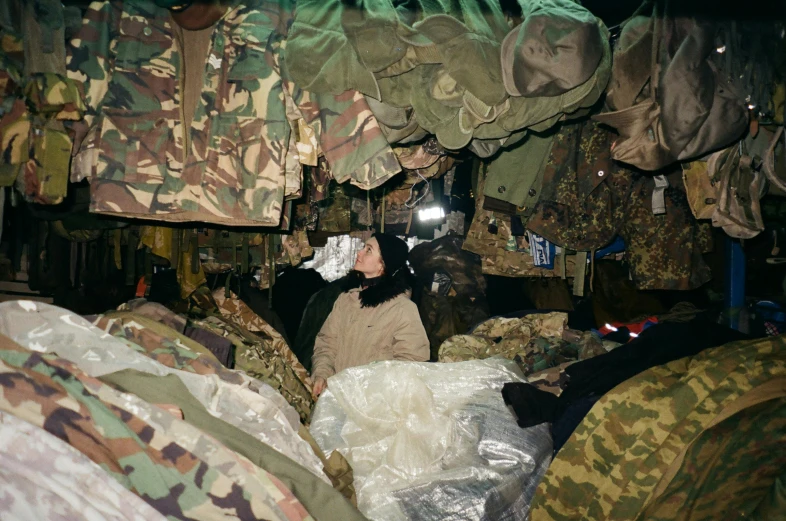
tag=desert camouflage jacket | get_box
[67,0,295,226]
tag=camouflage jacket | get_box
[67,0,295,226]
[67,0,401,226]
[213,289,313,392]
[0,337,300,521]
[531,334,786,521]
[0,411,168,521]
[188,314,316,424]
[525,119,713,290]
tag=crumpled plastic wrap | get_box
[310,358,552,521]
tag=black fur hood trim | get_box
[342,270,411,308]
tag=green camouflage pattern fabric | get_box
[316,180,352,233]
[91,370,315,521]
[0,336,297,521]
[282,78,401,190]
[189,315,315,424]
[637,396,786,521]
[438,313,607,375]
[525,120,632,251]
[90,312,232,376]
[213,289,313,393]
[750,472,786,521]
[67,0,294,226]
[0,0,83,203]
[0,97,29,185]
[67,0,400,225]
[621,173,713,290]
[524,361,576,396]
[530,334,786,521]
[309,156,332,202]
[463,172,578,277]
[522,119,713,290]
[0,28,23,97]
[0,411,169,521]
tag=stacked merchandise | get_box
[0,299,366,521]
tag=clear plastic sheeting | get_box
[310,358,552,521]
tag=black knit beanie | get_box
[373,233,409,276]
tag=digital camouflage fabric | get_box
[530,334,786,521]
[0,334,305,521]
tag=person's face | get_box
[354,238,385,278]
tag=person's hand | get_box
[312,377,327,399]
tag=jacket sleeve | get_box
[65,0,114,150]
[391,300,430,362]
[311,297,341,381]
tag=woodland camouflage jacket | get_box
[67,0,296,226]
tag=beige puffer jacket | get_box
[311,288,429,380]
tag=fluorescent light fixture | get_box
[629,332,639,338]
[604,323,618,332]
[418,206,445,222]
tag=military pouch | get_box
[711,144,766,239]
[682,159,718,220]
[23,73,85,121]
[19,118,70,204]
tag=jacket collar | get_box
[342,270,410,308]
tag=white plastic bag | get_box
[310,358,552,521]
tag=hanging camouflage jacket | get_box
[524,119,713,291]
[66,0,296,226]
[67,0,402,226]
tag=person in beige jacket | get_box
[311,233,429,397]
